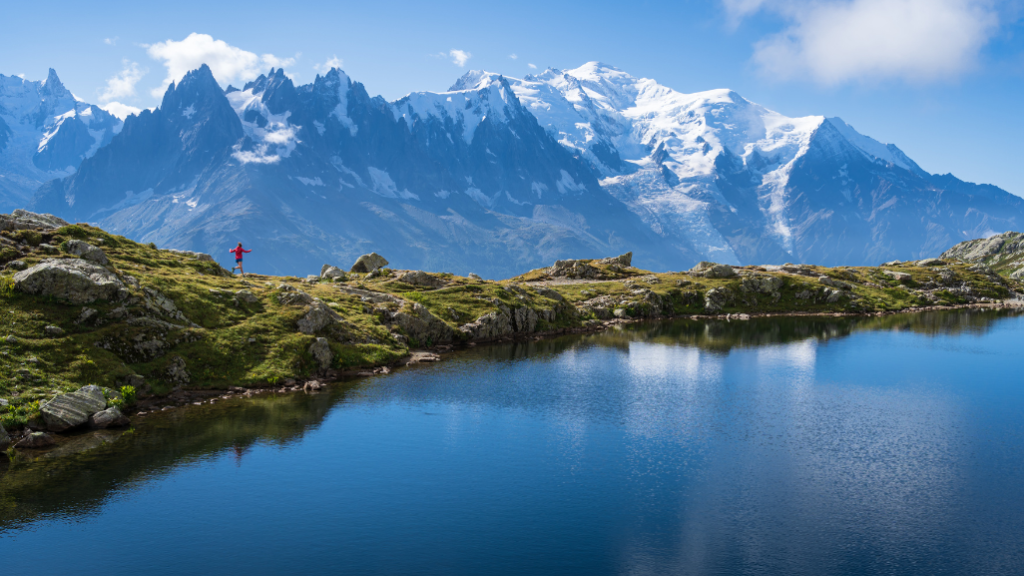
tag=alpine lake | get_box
[2,309,1023,575]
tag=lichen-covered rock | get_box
[279,290,314,306]
[43,325,64,337]
[396,270,445,288]
[14,258,126,304]
[392,302,455,345]
[320,264,347,281]
[511,307,539,333]
[704,287,730,313]
[309,337,333,372]
[16,431,56,448]
[459,311,513,340]
[596,252,632,268]
[41,385,108,432]
[690,261,737,279]
[549,259,599,279]
[1011,267,1024,280]
[741,274,784,294]
[0,209,69,232]
[350,253,388,273]
[297,301,351,340]
[535,287,565,302]
[64,239,109,265]
[235,290,259,304]
[89,406,130,429]
[883,270,912,283]
[167,356,190,386]
[917,258,945,267]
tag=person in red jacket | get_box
[229,242,252,276]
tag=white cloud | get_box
[527,63,537,69]
[146,33,296,96]
[449,49,471,67]
[724,0,1001,84]
[99,60,146,102]
[104,37,118,46]
[314,55,344,74]
[509,53,518,60]
[100,101,143,119]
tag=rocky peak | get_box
[40,68,69,98]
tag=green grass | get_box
[1,222,1020,431]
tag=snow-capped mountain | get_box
[32,65,678,277]
[25,62,1024,275]
[0,69,122,211]
[485,62,1023,265]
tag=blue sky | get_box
[3,0,1023,195]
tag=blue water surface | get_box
[2,312,1022,575]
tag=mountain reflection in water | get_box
[1,309,1021,576]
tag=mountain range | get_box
[0,70,122,211]
[5,62,1022,277]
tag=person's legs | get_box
[238,260,245,277]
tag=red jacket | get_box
[229,246,251,259]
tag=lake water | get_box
[2,311,1023,575]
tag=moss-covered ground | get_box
[1,225,1020,431]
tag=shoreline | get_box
[120,298,1024,416]
[2,299,1021,462]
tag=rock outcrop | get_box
[165,249,215,262]
[320,264,347,281]
[0,209,69,232]
[89,406,130,429]
[41,385,109,432]
[309,337,333,372]
[16,431,56,448]
[14,258,126,304]
[395,270,444,288]
[390,302,455,345]
[689,261,737,279]
[64,239,109,265]
[350,253,388,274]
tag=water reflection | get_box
[0,309,1021,576]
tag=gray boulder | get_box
[297,301,344,335]
[16,431,56,448]
[883,270,912,283]
[44,325,64,337]
[89,406,130,429]
[596,252,633,268]
[459,311,513,340]
[279,290,314,306]
[690,261,737,279]
[41,385,108,432]
[235,290,259,304]
[391,302,455,345]
[350,253,388,274]
[167,356,191,386]
[1011,267,1024,280]
[741,274,783,294]
[704,287,730,313]
[14,258,126,304]
[0,423,9,449]
[396,270,444,288]
[320,264,347,281]
[0,209,69,232]
[549,259,598,279]
[309,337,333,372]
[64,239,109,265]
[917,258,945,267]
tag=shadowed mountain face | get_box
[32,66,681,277]
[26,63,1024,276]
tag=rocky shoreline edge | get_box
[6,298,1019,463]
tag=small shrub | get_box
[148,242,158,250]
[119,385,137,406]
[0,276,14,298]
